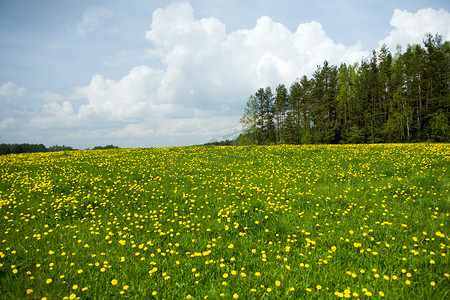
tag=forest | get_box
[239,33,449,145]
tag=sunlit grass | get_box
[0,144,448,299]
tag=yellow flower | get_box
[233,294,239,299]
[72,285,78,290]
[379,291,385,297]
[430,281,436,287]
[228,244,234,249]
[275,280,281,287]
[46,278,52,284]
[254,272,261,277]
[405,280,411,285]
[152,291,157,296]
[111,279,118,285]
[316,285,322,290]
[26,289,33,294]
[69,294,76,300]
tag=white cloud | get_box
[0,117,15,129]
[379,8,450,50]
[77,6,113,37]
[0,82,27,103]
[0,82,27,114]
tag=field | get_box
[0,144,449,299]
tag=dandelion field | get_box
[0,144,449,299]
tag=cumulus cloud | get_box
[77,6,113,37]
[379,8,450,50]
[56,2,369,146]
[0,82,27,106]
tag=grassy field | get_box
[0,144,449,299]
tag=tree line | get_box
[239,33,449,145]
[0,144,120,155]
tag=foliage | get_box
[0,144,448,299]
[92,145,120,150]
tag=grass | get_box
[0,144,449,299]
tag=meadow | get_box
[0,144,448,299]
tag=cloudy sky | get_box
[1,0,449,148]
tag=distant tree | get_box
[93,145,119,150]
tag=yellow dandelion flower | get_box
[46,278,52,284]
[233,294,239,299]
[111,279,118,285]
[275,280,281,287]
[26,289,33,294]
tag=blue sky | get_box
[1,0,449,148]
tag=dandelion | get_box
[69,294,76,300]
[275,280,281,287]
[26,289,33,294]
[111,279,118,285]
[233,294,239,299]
[316,285,322,290]
[46,278,52,284]
[228,244,234,249]
[72,285,78,290]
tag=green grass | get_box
[0,144,449,299]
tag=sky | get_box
[1,0,449,149]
